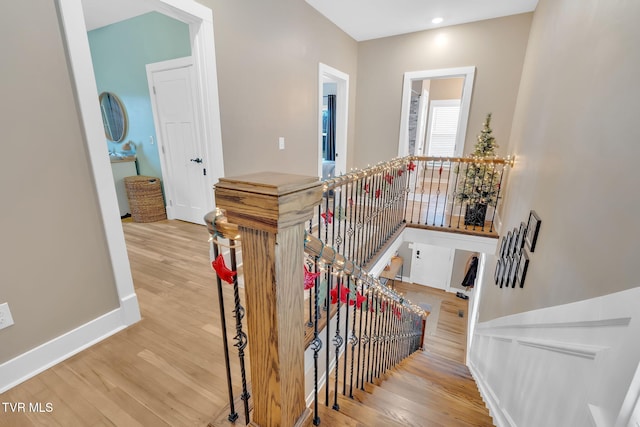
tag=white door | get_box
[410,243,454,291]
[148,57,208,224]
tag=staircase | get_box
[317,350,493,427]
[210,172,495,427]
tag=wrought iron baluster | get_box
[348,277,359,398]
[325,269,333,407]
[407,160,417,224]
[357,284,369,391]
[432,159,443,226]
[228,240,251,424]
[490,164,506,233]
[425,160,436,225]
[332,275,343,410]
[441,160,452,227]
[311,257,323,426]
[449,160,461,228]
[457,162,469,229]
[211,242,239,423]
[307,219,314,327]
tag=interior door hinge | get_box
[203,168,207,176]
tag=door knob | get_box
[190,157,203,164]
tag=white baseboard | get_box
[0,301,139,393]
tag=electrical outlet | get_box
[278,137,285,150]
[0,303,15,330]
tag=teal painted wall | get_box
[88,12,191,180]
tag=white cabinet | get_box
[110,158,137,217]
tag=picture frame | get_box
[494,259,503,285]
[509,255,519,288]
[501,257,512,288]
[509,227,519,255]
[504,230,513,258]
[525,210,541,252]
[498,236,508,259]
[515,221,527,253]
[517,250,530,288]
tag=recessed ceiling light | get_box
[432,17,444,24]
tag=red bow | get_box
[364,183,370,193]
[375,188,381,199]
[355,292,367,309]
[304,264,320,290]
[212,254,237,284]
[348,198,354,207]
[397,169,404,177]
[408,161,416,171]
[393,306,402,320]
[330,284,351,305]
[321,210,333,224]
[385,173,393,184]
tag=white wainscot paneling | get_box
[468,287,640,427]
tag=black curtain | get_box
[326,95,336,161]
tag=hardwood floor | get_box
[0,220,491,426]
[0,220,242,427]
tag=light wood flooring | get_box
[0,220,490,426]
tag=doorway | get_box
[398,67,475,158]
[318,63,349,179]
[410,243,455,291]
[147,57,209,224]
[57,0,224,322]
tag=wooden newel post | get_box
[215,172,323,427]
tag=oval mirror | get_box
[99,92,128,142]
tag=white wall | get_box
[469,286,640,427]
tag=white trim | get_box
[25,0,222,393]
[469,286,640,427]
[318,63,349,179]
[57,0,138,312]
[398,66,476,157]
[0,306,130,393]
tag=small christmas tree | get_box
[456,113,501,225]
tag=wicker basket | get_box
[124,176,167,223]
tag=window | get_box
[426,100,461,157]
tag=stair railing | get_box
[207,169,426,426]
[404,155,513,234]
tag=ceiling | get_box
[305,0,538,41]
[82,0,538,39]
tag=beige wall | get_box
[428,77,464,101]
[354,13,532,167]
[204,0,358,177]
[0,1,120,362]
[477,0,640,321]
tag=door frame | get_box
[318,63,349,179]
[146,56,208,223]
[57,0,224,323]
[398,66,475,158]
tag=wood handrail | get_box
[409,154,514,166]
[321,155,513,191]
